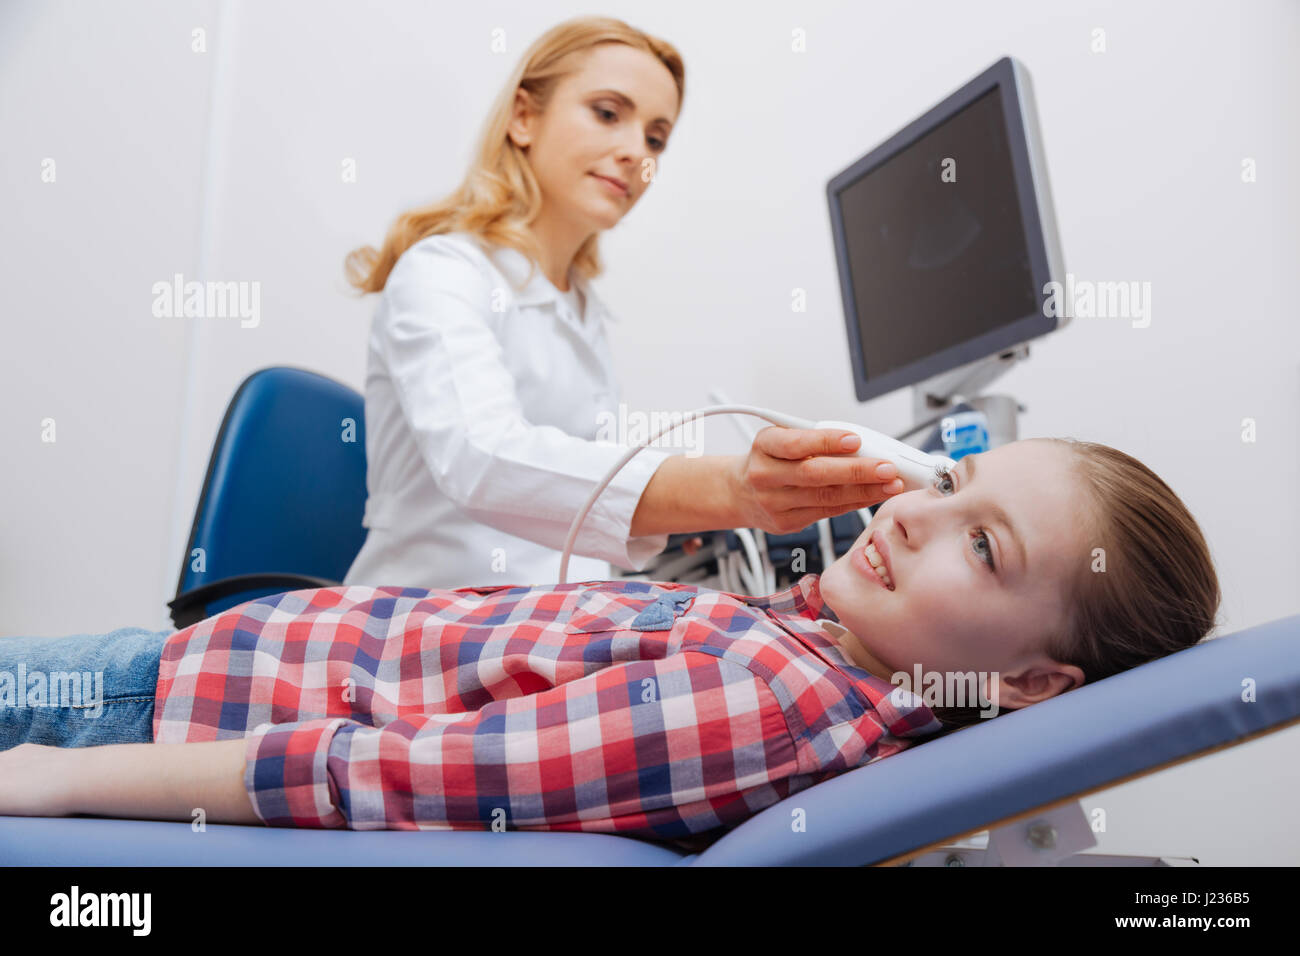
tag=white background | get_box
[2,0,1297,864]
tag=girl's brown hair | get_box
[343,16,685,295]
[928,437,1222,735]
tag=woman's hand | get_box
[0,742,75,817]
[728,427,903,535]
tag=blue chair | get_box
[166,366,369,628]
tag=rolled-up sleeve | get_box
[241,654,801,838]
[377,240,673,572]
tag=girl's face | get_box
[819,440,1088,711]
[508,42,679,233]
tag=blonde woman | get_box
[339,16,904,589]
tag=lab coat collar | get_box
[480,239,618,325]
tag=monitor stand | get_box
[905,345,1029,450]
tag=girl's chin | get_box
[821,560,860,612]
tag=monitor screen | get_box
[826,57,1064,403]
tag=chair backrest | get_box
[173,366,368,614]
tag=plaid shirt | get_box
[152,573,941,844]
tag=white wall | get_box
[2,0,1296,863]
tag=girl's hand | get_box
[0,738,260,824]
[729,427,903,535]
[0,742,74,817]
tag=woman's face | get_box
[819,439,1089,711]
[508,42,679,231]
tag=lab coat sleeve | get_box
[376,238,674,572]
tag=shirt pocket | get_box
[564,583,698,634]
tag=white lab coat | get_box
[343,230,675,590]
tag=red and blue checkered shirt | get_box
[152,573,942,843]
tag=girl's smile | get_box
[819,440,1088,712]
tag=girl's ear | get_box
[994,663,1084,709]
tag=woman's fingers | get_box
[776,505,876,535]
[754,425,864,461]
[763,480,900,514]
[752,427,897,485]
[753,491,888,535]
[734,427,906,535]
[738,476,900,536]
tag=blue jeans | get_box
[0,626,172,751]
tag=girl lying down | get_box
[0,437,1220,847]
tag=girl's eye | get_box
[971,529,996,571]
[935,469,997,572]
[593,106,667,152]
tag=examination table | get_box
[3,609,1296,866]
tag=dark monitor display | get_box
[827,57,1065,402]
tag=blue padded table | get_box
[2,612,1297,866]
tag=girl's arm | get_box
[0,738,261,825]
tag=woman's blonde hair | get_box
[344,16,686,295]
[928,437,1223,734]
